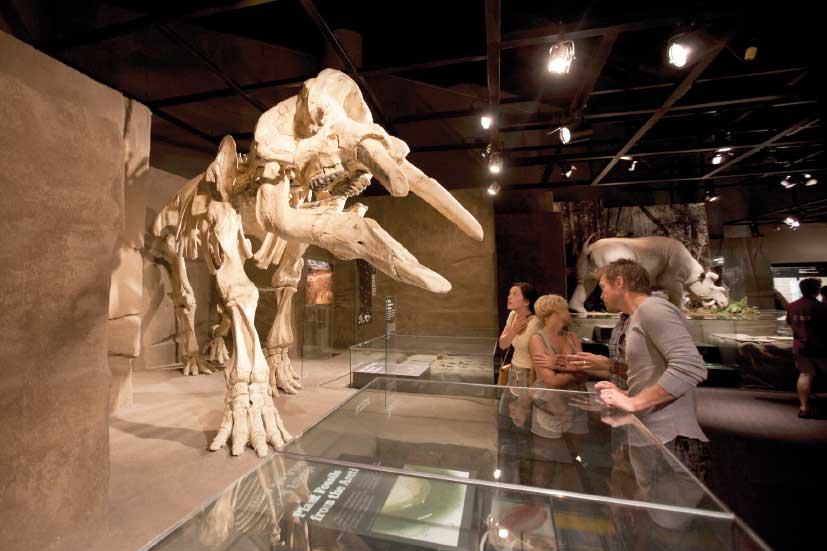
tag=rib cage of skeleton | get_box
[149,69,484,456]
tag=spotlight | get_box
[481,143,493,159]
[488,151,503,174]
[548,40,575,74]
[493,468,501,480]
[561,164,576,179]
[780,176,796,189]
[717,147,732,153]
[712,154,723,165]
[548,125,572,144]
[620,155,633,161]
[784,215,800,229]
[480,114,493,130]
[667,39,691,68]
[487,181,501,196]
[704,187,719,202]
[498,528,509,539]
[744,46,758,61]
[805,174,819,187]
[629,160,638,172]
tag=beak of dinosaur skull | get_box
[356,138,484,242]
[356,139,409,197]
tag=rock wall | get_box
[332,189,498,348]
[0,30,122,551]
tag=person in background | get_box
[786,278,827,418]
[499,283,542,388]
[819,285,827,303]
[591,259,711,481]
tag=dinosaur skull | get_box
[250,69,483,292]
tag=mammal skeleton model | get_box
[149,69,483,455]
[568,235,730,313]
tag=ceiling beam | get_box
[571,31,618,114]
[157,25,267,112]
[298,0,393,132]
[41,0,281,52]
[485,0,501,145]
[391,94,806,127]
[702,117,821,179]
[498,166,823,192]
[500,17,683,50]
[507,139,822,167]
[591,43,726,186]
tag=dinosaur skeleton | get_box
[149,69,483,455]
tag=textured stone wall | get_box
[332,189,498,347]
[0,31,122,551]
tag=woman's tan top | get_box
[506,310,543,369]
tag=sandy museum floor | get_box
[88,353,355,551]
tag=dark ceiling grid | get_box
[485,0,501,147]
[156,25,267,113]
[590,42,727,186]
[41,0,282,53]
[297,0,394,133]
[702,117,821,179]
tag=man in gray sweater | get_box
[594,259,711,481]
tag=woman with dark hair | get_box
[499,282,542,388]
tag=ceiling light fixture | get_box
[717,147,732,153]
[487,181,501,196]
[805,174,819,187]
[548,40,575,74]
[547,125,572,144]
[704,186,719,202]
[629,160,638,172]
[712,153,723,165]
[784,215,801,229]
[667,39,691,68]
[488,151,503,174]
[480,114,493,130]
[561,164,576,179]
[780,176,796,189]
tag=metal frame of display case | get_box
[146,378,772,551]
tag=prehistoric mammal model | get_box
[569,235,729,313]
[149,69,483,455]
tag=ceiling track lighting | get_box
[548,40,575,74]
[488,151,503,174]
[487,181,501,196]
[667,37,691,68]
[666,27,723,69]
[548,125,572,144]
[784,214,801,229]
[561,164,576,179]
[704,183,719,203]
[780,173,818,188]
[480,113,494,130]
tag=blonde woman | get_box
[528,294,589,440]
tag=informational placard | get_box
[295,459,473,550]
[385,296,397,337]
[357,259,375,325]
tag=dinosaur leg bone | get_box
[206,201,290,456]
[158,235,214,375]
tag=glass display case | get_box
[349,334,499,388]
[147,378,771,551]
[570,311,792,389]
